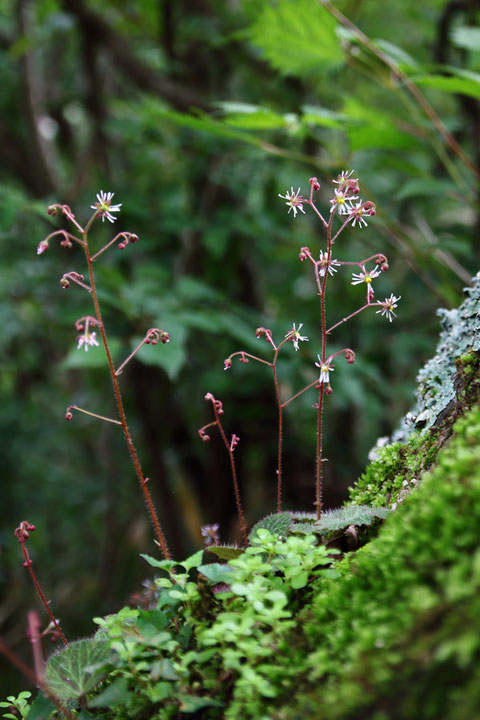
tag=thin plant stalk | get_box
[82,214,171,560]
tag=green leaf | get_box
[178,694,223,713]
[301,105,348,129]
[198,563,233,584]
[140,553,178,571]
[344,98,417,151]
[180,550,204,571]
[87,678,130,708]
[395,178,457,201]
[44,639,111,702]
[28,694,56,720]
[313,505,390,533]
[207,545,244,561]
[414,69,480,100]
[249,0,343,77]
[249,512,292,540]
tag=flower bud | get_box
[224,358,232,370]
[299,246,310,261]
[325,384,333,395]
[47,205,58,217]
[160,332,170,344]
[309,177,321,191]
[363,201,376,216]
[60,277,69,289]
[37,240,49,255]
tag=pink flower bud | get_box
[325,384,333,395]
[344,349,356,364]
[160,332,170,344]
[47,205,58,217]
[299,246,310,261]
[60,278,69,289]
[37,240,49,255]
[118,242,126,250]
[363,201,376,216]
[224,358,232,370]
[65,410,73,421]
[309,177,321,191]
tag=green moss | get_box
[274,404,480,720]
[348,427,440,508]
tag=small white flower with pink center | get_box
[348,200,369,228]
[319,251,340,277]
[278,187,306,218]
[91,191,122,223]
[330,188,358,215]
[333,170,355,185]
[351,265,381,287]
[315,356,334,384]
[376,294,401,322]
[77,330,99,351]
[286,323,309,351]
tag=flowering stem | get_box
[315,384,325,520]
[281,379,319,408]
[115,329,169,376]
[91,232,138,261]
[82,218,171,559]
[272,348,283,512]
[227,351,273,368]
[326,302,382,335]
[307,201,328,228]
[208,398,248,547]
[16,532,68,647]
[66,405,122,425]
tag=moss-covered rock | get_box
[349,273,480,510]
[273,405,480,720]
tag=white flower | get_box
[376,294,401,322]
[330,188,358,215]
[315,355,334,384]
[318,251,340,277]
[278,187,306,218]
[333,170,355,185]
[286,322,309,351]
[91,191,122,223]
[351,265,381,286]
[348,200,369,228]
[77,330,99,351]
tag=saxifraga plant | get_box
[201,171,399,523]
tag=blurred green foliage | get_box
[0,0,478,694]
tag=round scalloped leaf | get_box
[45,639,111,702]
[313,505,390,532]
[249,512,292,540]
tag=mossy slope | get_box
[275,405,480,720]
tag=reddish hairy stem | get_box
[272,350,284,512]
[82,226,171,559]
[282,379,319,408]
[315,385,325,520]
[210,402,248,547]
[19,542,68,647]
[326,302,382,335]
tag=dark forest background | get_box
[1,0,479,695]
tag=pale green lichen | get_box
[399,272,480,435]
